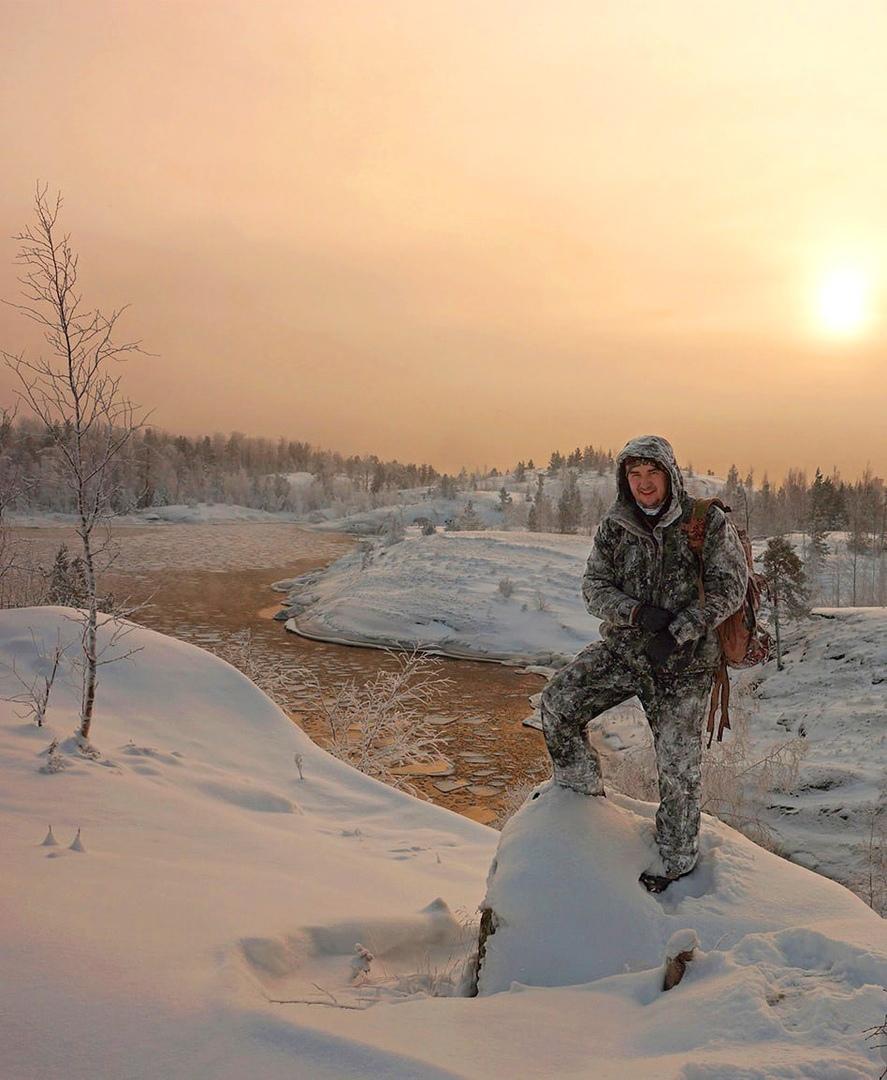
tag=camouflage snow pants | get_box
[540,641,714,878]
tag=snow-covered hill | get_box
[1,608,885,1079]
[303,468,725,536]
[279,528,600,668]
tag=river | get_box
[8,521,550,825]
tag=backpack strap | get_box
[683,498,716,609]
[682,497,730,558]
[707,660,731,747]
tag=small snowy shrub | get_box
[215,629,304,705]
[380,513,406,546]
[39,738,68,774]
[291,645,453,795]
[2,629,66,727]
[699,684,807,851]
[532,590,549,612]
[606,682,807,854]
[497,577,515,599]
[853,797,886,917]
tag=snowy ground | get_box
[750,608,886,899]
[2,607,885,1079]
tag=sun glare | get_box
[816,267,870,337]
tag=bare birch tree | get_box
[2,183,151,748]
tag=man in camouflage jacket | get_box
[540,434,748,890]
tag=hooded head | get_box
[614,435,685,523]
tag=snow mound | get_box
[284,529,602,666]
[475,780,886,1008]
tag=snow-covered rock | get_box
[475,780,884,996]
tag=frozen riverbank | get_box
[278,528,600,670]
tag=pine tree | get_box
[806,468,831,595]
[756,474,773,536]
[527,499,538,532]
[724,464,741,504]
[47,544,89,607]
[457,499,483,530]
[557,470,583,534]
[529,474,551,532]
[761,537,808,670]
[547,450,564,475]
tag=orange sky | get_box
[1,1,885,479]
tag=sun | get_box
[816,266,871,337]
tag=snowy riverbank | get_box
[279,528,599,669]
[2,607,885,1078]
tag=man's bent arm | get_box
[668,506,748,645]
[582,521,639,625]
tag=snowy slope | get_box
[1,608,885,1079]
[749,608,887,898]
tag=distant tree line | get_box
[720,463,886,561]
[0,417,441,514]
[518,444,885,550]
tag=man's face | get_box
[627,462,668,509]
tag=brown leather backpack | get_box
[683,498,772,746]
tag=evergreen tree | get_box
[498,486,513,510]
[547,450,564,475]
[557,470,583,534]
[756,474,773,535]
[806,468,831,589]
[47,544,89,606]
[761,537,808,671]
[529,474,551,532]
[457,499,483,531]
[724,464,742,505]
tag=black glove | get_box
[635,604,674,634]
[645,629,679,669]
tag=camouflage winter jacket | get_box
[582,435,749,675]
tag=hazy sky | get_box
[1,1,885,478]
